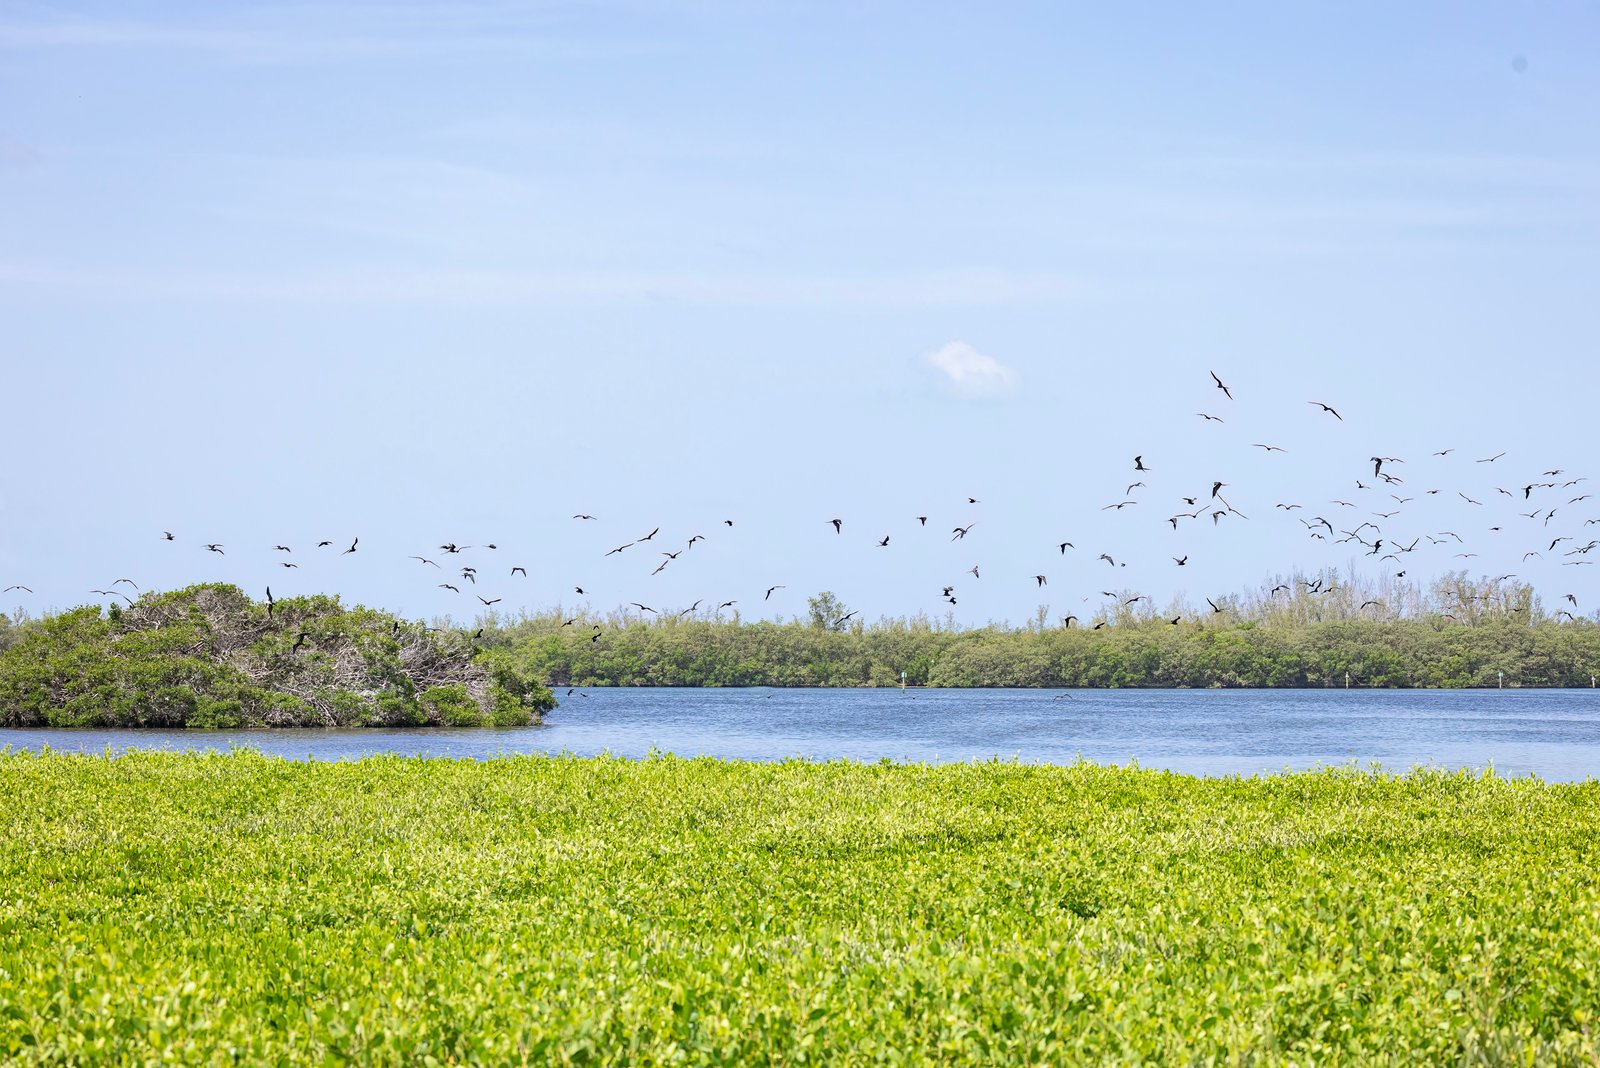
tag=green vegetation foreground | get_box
[1,753,1597,1064]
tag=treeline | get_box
[469,572,1600,689]
[484,613,1600,689]
[0,585,555,728]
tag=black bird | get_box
[834,611,859,626]
[967,497,980,504]
[591,631,602,643]
[280,562,299,568]
[605,543,632,556]
[1059,542,1074,553]
[1207,598,1223,614]
[113,578,138,589]
[917,516,928,526]
[1211,481,1226,498]
[723,519,734,526]
[574,586,585,594]
[830,518,842,534]
[718,600,736,610]
[951,525,973,540]
[1062,615,1078,627]
[630,603,656,614]
[1168,617,1181,625]
[162,531,175,541]
[3,585,31,593]
[1209,371,1233,400]
[1174,556,1187,566]
[638,527,659,542]
[1309,401,1342,420]
[765,585,785,600]
[573,514,597,520]
[409,556,439,567]
[317,540,332,548]
[342,538,358,555]
[678,601,701,618]
[562,618,576,627]
[878,536,890,547]
[1197,413,1224,423]
[204,544,225,554]
[511,567,527,577]
[1477,452,1505,463]
[265,586,275,618]
[969,565,981,578]
[438,584,459,593]
[478,596,500,606]
[1253,443,1286,453]
[1034,575,1047,587]
[440,543,468,553]
[1134,455,1149,471]
[291,631,310,652]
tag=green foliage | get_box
[0,584,554,727]
[493,607,1600,689]
[0,752,1597,1063]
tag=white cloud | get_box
[920,341,1017,397]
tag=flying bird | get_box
[830,518,842,534]
[765,585,785,600]
[1209,371,1233,400]
[342,538,358,555]
[1308,401,1342,420]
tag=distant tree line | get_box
[477,575,1600,689]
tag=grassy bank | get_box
[1,752,1597,1064]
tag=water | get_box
[5,688,1600,781]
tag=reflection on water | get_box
[5,688,1600,781]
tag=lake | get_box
[5,687,1600,781]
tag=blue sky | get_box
[3,2,1599,627]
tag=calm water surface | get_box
[6,688,1600,781]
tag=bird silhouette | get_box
[204,544,224,554]
[765,585,785,600]
[342,538,358,555]
[830,519,842,534]
[1308,401,1342,420]
[1209,371,1233,400]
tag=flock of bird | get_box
[5,370,1597,631]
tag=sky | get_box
[3,1,1600,628]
